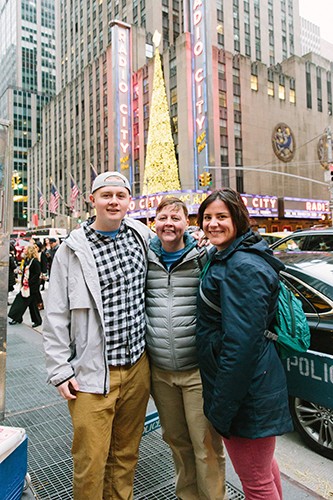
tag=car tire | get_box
[289,396,333,460]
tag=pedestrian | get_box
[196,188,293,500]
[8,244,17,293]
[43,171,152,500]
[48,237,59,274]
[146,197,226,499]
[35,241,48,291]
[8,244,43,328]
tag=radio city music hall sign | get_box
[128,191,278,218]
[112,21,132,173]
[191,0,208,171]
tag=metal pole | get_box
[326,127,333,227]
[0,120,12,421]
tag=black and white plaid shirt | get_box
[84,220,147,366]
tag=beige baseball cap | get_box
[91,172,131,194]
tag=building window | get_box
[268,80,274,97]
[289,88,296,104]
[219,92,227,108]
[278,84,285,100]
[306,63,312,109]
[236,170,243,192]
[317,67,322,112]
[251,75,258,91]
[327,72,332,115]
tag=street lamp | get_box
[324,127,333,226]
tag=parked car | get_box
[271,227,333,253]
[260,231,292,246]
[276,252,333,459]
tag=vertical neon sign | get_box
[190,0,209,187]
[111,21,132,186]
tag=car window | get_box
[282,275,332,314]
[306,235,333,252]
[274,235,306,252]
[261,235,275,245]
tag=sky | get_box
[298,0,333,44]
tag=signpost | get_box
[0,120,12,420]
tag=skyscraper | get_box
[0,0,56,227]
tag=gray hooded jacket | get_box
[43,217,151,395]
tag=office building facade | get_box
[28,0,332,230]
[0,0,56,227]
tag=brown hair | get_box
[197,188,250,236]
[156,196,189,218]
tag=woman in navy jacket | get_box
[196,188,293,500]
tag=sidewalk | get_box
[3,292,324,499]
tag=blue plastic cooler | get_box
[0,426,28,500]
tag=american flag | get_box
[49,183,60,214]
[38,188,46,218]
[70,177,80,210]
[90,163,98,186]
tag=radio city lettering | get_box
[283,197,329,218]
[119,104,129,155]
[128,191,210,213]
[117,28,130,167]
[129,191,278,217]
[286,356,333,384]
[191,0,208,175]
[305,201,329,212]
[193,0,205,134]
[242,195,278,216]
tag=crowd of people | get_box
[10,171,293,500]
[7,236,59,327]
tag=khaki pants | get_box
[151,365,226,500]
[68,352,150,500]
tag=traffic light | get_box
[11,173,21,190]
[330,165,333,183]
[22,209,27,219]
[12,174,18,189]
[199,172,212,187]
[199,173,205,186]
[205,172,212,186]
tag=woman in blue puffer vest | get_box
[196,188,293,500]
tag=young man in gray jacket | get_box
[43,172,151,500]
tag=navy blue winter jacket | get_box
[196,229,293,439]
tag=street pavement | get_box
[3,284,326,499]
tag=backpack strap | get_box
[199,282,221,313]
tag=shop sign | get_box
[282,197,329,219]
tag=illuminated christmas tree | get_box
[143,31,181,195]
